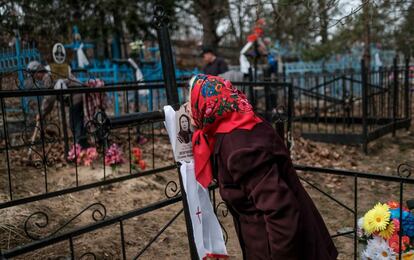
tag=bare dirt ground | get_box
[1,121,413,259]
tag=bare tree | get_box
[192,0,229,50]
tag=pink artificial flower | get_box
[83,158,92,166]
[393,219,400,233]
[85,147,98,164]
[68,144,83,164]
[104,144,125,167]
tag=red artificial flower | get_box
[388,201,400,209]
[132,147,142,161]
[139,160,146,170]
[387,201,410,211]
[388,234,410,253]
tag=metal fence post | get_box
[59,93,69,157]
[392,56,398,137]
[264,83,272,121]
[153,5,198,259]
[154,10,179,106]
[361,59,368,154]
[287,83,293,149]
[404,57,410,127]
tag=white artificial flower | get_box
[362,236,396,260]
[358,217,365,237]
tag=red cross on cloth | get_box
[196,206,202,224]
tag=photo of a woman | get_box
[53,43,66,64]
[177,114,192,144]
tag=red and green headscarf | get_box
[190,74,262,188]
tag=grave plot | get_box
[285,60,412,153]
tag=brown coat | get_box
[214,121,338,260]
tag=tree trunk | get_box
[363,0,371,71]
[318,0,328,44]
[201,13,219,49]
[193,0,226,50]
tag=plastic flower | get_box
[68,144,84,164]
[138,160,146,170]
[131,147,146,171]
[388,201,410,212]
[393,219,401,233]
[388,201,400,210]
[132,148,142,161]
[362,236,395,260]
[84,147,98,166]
[364,203,391,235]
[358,217,366,238]
[388,234,410,253]
[105,144,125,168]
[390,209,414,237]
[378,221,395,240]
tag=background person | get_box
[26,61,88,149]
[201,47,228,76]
[188,74,338,260]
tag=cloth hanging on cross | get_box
[164,105,228,259]
[83,79,107,124]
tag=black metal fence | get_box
[0,80,412,259]
[0,73,291,258]
[0,80,191,259]
[285,58,412,153]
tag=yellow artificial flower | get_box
[378,221,395,239]
[363,203,391,234]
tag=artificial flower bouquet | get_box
[104,143,125,172]
[358,201,414,259]
[68,144,98,167]
[131,147,146,171]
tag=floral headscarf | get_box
[190,74,262,188]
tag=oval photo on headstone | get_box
[52,43,66,64]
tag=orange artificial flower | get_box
[139,160,146,170]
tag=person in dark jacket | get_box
[188,74,338,260]
[202,47,229,76]
[26,61,88,148]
